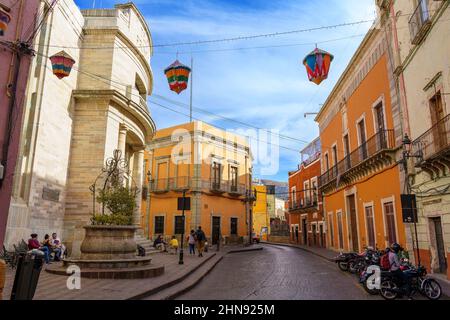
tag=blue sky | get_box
[75,0,376,182]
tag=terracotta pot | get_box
[80,225,137,260]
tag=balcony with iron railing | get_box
[409,0,431,45]
[319,130,396,193]
[288,197,318,212]
[150,177,191,193]
[412,114,450,176]
[149,176,247,196]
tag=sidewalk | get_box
[263,241,450,298]
[1,244,262,300]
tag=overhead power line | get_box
[28,49,356,158]
[153,34,367,55]
[23,9,446,52]
[32,50,304,154]
[32,18,376,51]
[152,94,312,145]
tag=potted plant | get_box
[80,150,140,260]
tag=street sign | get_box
[177,197,191,211]
[401,194,418,223]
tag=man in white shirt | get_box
[50,233,63,261]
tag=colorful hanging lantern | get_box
[303,47,334,85]
[0,7,11,36]
[164,60,191,94]
[49,51,76,79]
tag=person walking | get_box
[187,230,196,255]
[195,226,206,257]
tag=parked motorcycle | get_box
[334,252,358,272]
[349,248,381,274]
[379,265,442,300]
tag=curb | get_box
[128,253,217,300]
[261,241,335,262]
[164,247,264,299]
[164,255,225,300]
[227,246,264,254]
[140,246,264,300]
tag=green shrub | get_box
[92,186,136,226]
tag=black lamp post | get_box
[179,189,187,265]
[401,134,422,266]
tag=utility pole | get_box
[146,171,152,238]
[402,134,421,266]
[189,56,193,122]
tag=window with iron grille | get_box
[174,216,185,235]
[154,216,164,234]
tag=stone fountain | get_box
[47,150,164,279]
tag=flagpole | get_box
[190,56,193,123]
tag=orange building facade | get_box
[142,121,253,245]
[316,27,407,253]
[288,138,326,247]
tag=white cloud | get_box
[144,0,376,180]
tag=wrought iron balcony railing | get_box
[150,177,191,192]
[149,176,247,195]
[412,114,450,166]
[409,0,431,45]
[319,130,396,187]
[289,199,318,211]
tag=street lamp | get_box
[179,189,188,265]
[401,134,422,266]
[146,171,152,238]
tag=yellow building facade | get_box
[252,184,269,240]
[143,121,253,245]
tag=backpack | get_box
[137,245,146,257]
[196,231,205,242]
[380,253,391,270]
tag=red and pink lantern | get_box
[49,51,76,79]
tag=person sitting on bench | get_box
[28,234,50,264]
[50,233,63,261]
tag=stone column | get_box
[133,148,145,228]
[118,124,128,156]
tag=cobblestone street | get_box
[178,244,379,300]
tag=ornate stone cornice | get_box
[72,89,156,144]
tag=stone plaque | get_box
[42,187,60,202]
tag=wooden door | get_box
[348,195,359,252]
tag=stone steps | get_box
[135,235,159,256]
[46,263,164,279]
[140,253,222,300]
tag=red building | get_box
[288,138,325,247]
[0,0,40,248]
